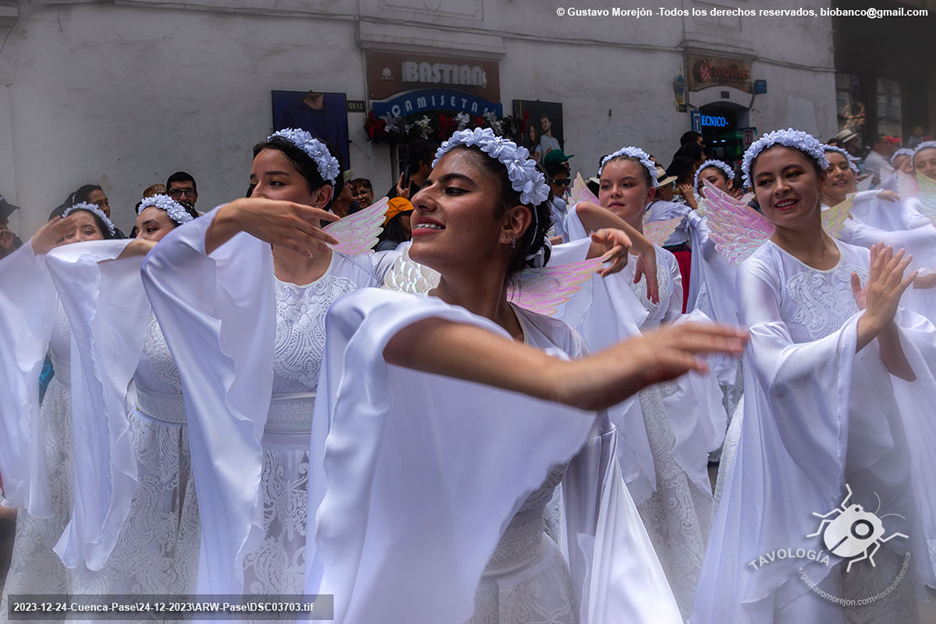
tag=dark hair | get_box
[602,155,655,189]
[252,136,345,204]
[166,171,197,192]
[67,206,118,240]
[749,145,826,183]
[697,163,732,187]
[132,200,198,237]
[349,178,372,192]
[408,139,439,171]
[453,146,553,278]
[49,202,70,221]
[667,157,696,186]
[680,131,702,146]
[543,161,568,178]
[677,142,706,163]
[72,184,103,204]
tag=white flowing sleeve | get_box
[661,251,683,325]
[691,256,898,623]
[304,289,601,624]
[44,240,150,571]
[140,206,275,594]
[0,242,56,517]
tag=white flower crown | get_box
[433,128,551,208]
[136,194,194,225]
[268,129,341,187]
[822,145,859,174]
[62,202,116,236]
[694,159,735,189]
[891,148,914,165]
[742,128,829,188]
[911,141,936,168]
[598,147,658,188]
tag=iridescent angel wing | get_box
[643,217,681,247]
[569,173,599,206]
[508,256,605,316]
[323,197,388,255]
[855,176,873,192]
[701,179,774,266]
[914,172,936,221]
[896,171,919,200]
[822,195,854,239]
[381,243,440,294]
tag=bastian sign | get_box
[366,52,502,118]
[686,54,753,93]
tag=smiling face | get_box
[87,189,111,218]
[915,147,936,180]
[134,206,175,242]
[821,151,857,205]
[598,158,655,229]
[408,149,515,275]
[697,166,731,194]
[249,148,332,207]
[751,145,825,230]
[63,210,105,244]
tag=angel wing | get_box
[508,256,605,316]
[914,172,936,221]
[323,198,388,255]
[381,243,440,294]
[896,171,920,200]
[701,179,774,266]
[855,176,873,192]
[643,218,681,247]
[569,173,599,206]
[822,195,854,238]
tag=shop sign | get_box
[687,54,752,93]
[366,51,500,105]
[371,88,503,119]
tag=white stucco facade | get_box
[1,0,837,236]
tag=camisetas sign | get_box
[370,89,503,119]
[686,54,752,93]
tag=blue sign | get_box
[754,79,768,94]
[371,89,503,119]
[691,110,701,133]
[701,114,730,128]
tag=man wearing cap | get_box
[0,194,23,260]
[543,151,573,242]
[864,134,899,186]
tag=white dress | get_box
[141,206,379,596]
[692,239,936,624]
[40,241,200,596]
[304,289,683,624]
[561,208,724,617]
[0,244,74,622]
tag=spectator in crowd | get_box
[543,158,570,242]
[349,178,374,209]
[907,125,928,148]
[166,171,199,208]
[834,128,860,156]
[670,130,704,161]
[388,138,438,199]
[143,184,166,198]
[329,171,361,218]
[375,197,414,252]
[667,156,700,209]
[0,194,23,260]
[56,184,126,237]
[864,134,899,185]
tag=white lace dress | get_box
[0,301,73,622]
[692,239,936,623]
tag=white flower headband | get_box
[911,141,936,168]
[891,148,914,165]
[268,128,341,188]
[433,128,551,208]
[822,145,859,173]
[598,147,658,188]
[694,159,735,189]
[62,202,116,236]
[742,128,829,188]
[136,194,194,225]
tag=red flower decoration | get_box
[437,114,456,139]
[364,111,387,140]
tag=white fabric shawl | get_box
[304,289,682,624]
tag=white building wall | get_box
[2,0,836,237]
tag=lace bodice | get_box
[625,246,681,328]
[50,298,71,364]
[137,314,182,393]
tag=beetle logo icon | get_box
[807,484,908,573]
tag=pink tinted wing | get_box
[569,173,600,207]
[855,177,873,193]
[896,171,920,200]
[508,256,605,317]
[701,179,774,266]
[643,218,680,247]
[915,172,936,221]
[323,198,389,255]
